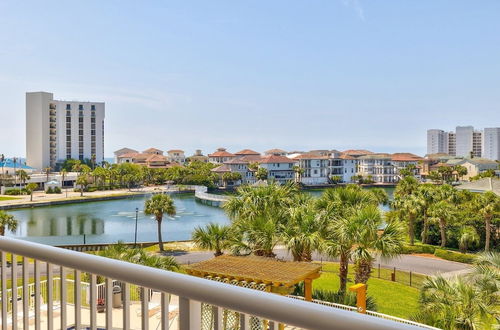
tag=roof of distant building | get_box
[208,148,235,157]
[114,147,139,155]
[292,153,329,160]
[264,148,287,154]
[143,147,163,153]
[260,155,294,163]
[117,152,140,158]
[456,178,500,196]
[167,149,184,153]
[211,164,232,172]
[342,149,374,156]
[338,154,356,160]
[461,158,499,165]
[146,154,168,162]
[358,153,392,160]
[234,149,260,155]
[391,153,423,161]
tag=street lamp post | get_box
[134,207,139,247]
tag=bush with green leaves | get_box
[433,249,477,264]
[292,283,377,311]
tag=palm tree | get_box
[144,194,176,252]
[281,199,325,261]
[471,191,499,251]
[192,223,231,256]
[44,167,51,183]
[26,183,38,202]
[292,165,305,184]
[0,210,17,236]
[458,226,479,253]
[453,165,468,181]
[429,200,455,248]
[76,174,90,197]
[99,242,178,271]
[318,185,381,294]
[416,184,436,244]
[351,207,404,284]
[255,167,268,181]
[16,170,30,188]
[412,275,498,329]
[392,194,422,245]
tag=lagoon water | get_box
[6,188,393,245]
[6,194,229,245]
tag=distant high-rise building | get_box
[427,129,448,154]
[26,92,105,170]
[426,125,497,159]
[448,132,456,156]
[483,127,500,161]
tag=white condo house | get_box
[26,92,105,170]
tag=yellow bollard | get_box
[348,283,367,314]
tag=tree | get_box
[416,184,437,244]
[0,210,17,236]
[223,183,298,257]
[192,223,231,256]
[453,165,468,181]
[392,194,422,245]
[16,170,30,188]
[76,174,91,197]
[255,167,268,181]
[44,167,51,182]
[318,185,381,294]
[458,226,479,253]
[221,172,242,188]
[292,165,305,184]
[144,194,176,252]
[429,200,455,248]
[281,199,325,261]
[25,183,38,202]
[470,191,499,251]
[352,207,404,284]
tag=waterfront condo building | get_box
[26,92,105,170]
[483,127,500,161]
[427,129,449,154]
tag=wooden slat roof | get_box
[185,255,321,287]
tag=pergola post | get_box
[304,278,313,302]
[348,283,367,314]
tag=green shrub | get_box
[5,189,22,195]
[401,244,436,254]
[293,283,377,311]
[53,187,62,194]
[46,187,54,194]
[86,187,98,192]
[434,249,476,264]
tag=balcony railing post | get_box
[160,292,169,330]
[90,274,97,330]
[11,253,18,330]
[60,266,67,330]
[47,263,53,330]
[74,270,82,329]
[1,251,7,330]
[105,278,113,329]
[179,297,201,330]
[22,258,29,330]
[34,260,41,330]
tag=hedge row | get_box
[401,244,436,254]
[433,249,477,264]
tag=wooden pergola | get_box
[185,255,322,301]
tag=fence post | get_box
[410,271,412,287]
[391,267,396,282]
[378,264,380,278]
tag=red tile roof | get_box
[260,155,294,163]
[338,154,356,160]
[167,149,184,153]
[211,164,232,172]
[293,153,330,160]
[235,149,260,155]
[391,153,423,162]
[117,152,139,158]
[143,147,163,153]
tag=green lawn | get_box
[314,262,421,319]
[0,196,19,201]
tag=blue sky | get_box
[1,1,499,157]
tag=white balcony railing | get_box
[0,237,424,329]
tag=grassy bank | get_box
[315,262,421,319]
[0,196,19,201]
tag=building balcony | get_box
[0,237,428,330]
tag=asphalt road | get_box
[165,248,470,275]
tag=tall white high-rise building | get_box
[455,126,474,157]
[427,129,448,154]
[483,127,500,161]
[26,92,105,170]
